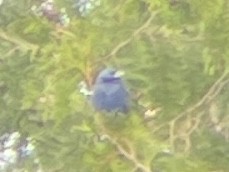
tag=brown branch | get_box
[173,71,228,122]
[183,137,191,153]
[166,71,228,152]
[3,46,20,57]
[169,121,175,152]
[187,114,203,136]
[0,29,39,55]
[95,113,151,172]
[152,71,229,142]
[97,11,159,63]
[207,78,229,102]
[100,134,151,172]
[183,112,204,153]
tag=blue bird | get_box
[91,68,129,113]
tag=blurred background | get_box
[0,0,228,171]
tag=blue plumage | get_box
[91,68,129,113]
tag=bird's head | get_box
[96,68,125,84]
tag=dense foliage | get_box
[0,0,228,171]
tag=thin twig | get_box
[152,71,229,134]
[169,121,175,152]
[186,114,203,136]
[2,46,20,58]
[97,11,159,63]
[207,78,229,102]
[183,112,204,153]
[167,71,228,152]
[101,134,151,172]
[0,29,39,55]
[173,71,228,122]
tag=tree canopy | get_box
[0,0,228,171]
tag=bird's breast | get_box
[100,83,120,95]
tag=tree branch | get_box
[173,71,229,122]
[0,29,39,56]
[100,134,152,172]
[152,71,229,134]
[97,11,159,63]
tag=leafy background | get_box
[0,0,228,171]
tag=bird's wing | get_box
[91,85,107,109]
[92,82,128,100]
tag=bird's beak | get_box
[114,70,125,78]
